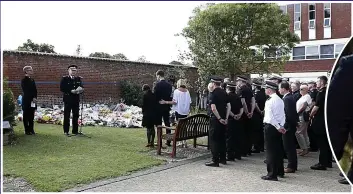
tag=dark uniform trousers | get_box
[210,117,227,163]
[313,117,332,167]
[252,112,264,151]
[264,124,284,178]
[226,118,243,159]
[282,125,298,170]
[22,106,35,134]
[63,101,80,134]
[242,116,253,155]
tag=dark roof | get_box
[3,50,197,68]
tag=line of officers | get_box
[205,75,330,182]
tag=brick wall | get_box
[331,3,352,39]
[284,59,335,73]
[3,51,198,106]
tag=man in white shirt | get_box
[262,81,286,181]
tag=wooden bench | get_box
[157,114,210,158]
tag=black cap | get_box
[252,79,262,87]
[308,81,316,84]
[236,76,248,82]
[282,77,289,81]
[268,75,283,81]
[227,82,237,88]
[263,80,278,90]
[68,65,78,69]
[210,76,223,83]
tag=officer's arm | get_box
[250,97,255,113]
[210,104,222,120]
[241,98,249,114]
[60,77,70,94]
[226,103,231,120]
[33,80,38,99]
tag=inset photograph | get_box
[326,37,353,186]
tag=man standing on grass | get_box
[21,66,37,135]
[60,65,84,136]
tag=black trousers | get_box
[282,126,298,170]
[157,109,171,144]
[63,101,80,134]
[252,113,264,151]
[210,117,227,163]
[146,126,155,144]
[264,124,283,178]
[23,107,35,134]
[316,133,333,166]
[242,117,253,154]
[308,122,318,150]
[175,112,187,120]
[226,119,243,159]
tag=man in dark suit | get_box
[327,54,353,183]
[60,65,84,136]
[279,81,299,173]
[154,70,173,146]
[21,66,37,135]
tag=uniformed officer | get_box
[226,82,244,161]
[262,81,286,181]
[205,76,231,167]
[307,81,319,152]
[267,75,283,98]
[60,65,84,136]
[252,79,266,153]
[236,76,255,156]
[21,66,38,135]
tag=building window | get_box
[335,44,344,58]
[306,46,319,59]
[308,4,315,29]
[324,3,331,27]
[294,4,301,30]
[279,5,287,14]
[293,46,305,60]
[320,44,334,58]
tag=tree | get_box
[113,53,128,60]
[3,77,16,125]
[17,39,56,53]
[169,61,184,65]
[76,45,82,56]
[89,52,112,58]
[137,55,148,62]
[179,3,299,85]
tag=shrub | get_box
[120,80,143,107]
[3,77,16,124]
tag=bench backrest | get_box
[174,114,210,140]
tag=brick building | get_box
[252,2,352,81]
[3,51,198,105]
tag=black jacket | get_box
[60,76,83,103]
[142,90,157,127]
[283,93,299,130]
[21,76,37,108]
[153,80,172,112]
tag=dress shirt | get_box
[263,93,286,130]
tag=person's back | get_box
[172,88,191,116]
[154,80,172,111]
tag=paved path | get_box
[67,152,351,192]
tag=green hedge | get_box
[3,77,16,124]
[120,80,143,107]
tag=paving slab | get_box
[67,152,352,192]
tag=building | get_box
[251,3,352,82]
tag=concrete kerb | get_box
[64,153,212,192]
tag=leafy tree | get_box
[137,55,148,62]
[3,77,16,125]
[113,53,128,60]
[179,3,299,85]
[17,39,56,53]
[89,52,112,58]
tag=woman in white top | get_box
[295,84,312,156]
[160,79,192,119]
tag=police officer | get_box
[236,76,255,156]
[205,76,231,167]
[21,66,37,135]
[307,81,319,152]
[60,65,84,136]
[252,79,266,153]
[267,75,284,98]
[226,82,244,161]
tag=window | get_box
[279,5,287,14]
[309,4,315,29]
[264,47,277,59]
[324,3,331,27]
[306,46,319,59]
[294,4,301,30]
[335,44,344,58]
[293,46,305,60]
[320,44,334,58]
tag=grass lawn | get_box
[3,123,164,192]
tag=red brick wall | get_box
[284,59,335,73]
[301,3,309,41]
[288,4,294,33]
[3,51,198,105]
[315,3,324,40]
[331,3,352,39]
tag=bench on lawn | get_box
[157,114,210,158]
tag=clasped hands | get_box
[71,86,84,94]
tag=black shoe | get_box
[220,160,227,165]
[235,156,242,160]
[278,174,285,178]
[326,163,333,168]
[30,131,36,135]
[261,175,278,181]
[311,163,327,170]
[339,172,344,177]
[251,150,260,153]
[165,142,171,147]
[205,161,219,167]
[72,133,78,136]
[25,132,32,135]
[260,149,265,152]
[338,178,350,185]
[247,152,252,156]
[264,160,267,164]
[226,158,235,161]
[64,132,70,136]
